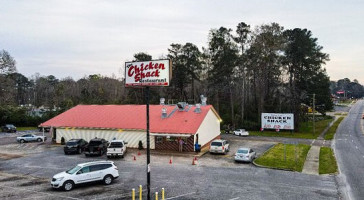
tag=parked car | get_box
[50,161,119,191]
[107,140,127,158]
[84,138,108,156]
[64,139,88,154]
[234,129,249,136]
[209,139,229,154]
[16,134,47,143]
[1,124,17,133]
[234,147,256,163]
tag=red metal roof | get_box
[40,104,220,135]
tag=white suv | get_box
[209,139,230,154]
[51,161,119,191]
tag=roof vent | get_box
[161,107,167,118]
[160,98,165,105]
[194,104,201,113]
[177,102,187,111]
[201,95,207,106]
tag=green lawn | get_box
[324,117,345,140]
[250,116,334,139]
[254,143,311,172]
[16,127,38,131]
[319,147,338,174]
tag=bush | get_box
[61,137,65,145]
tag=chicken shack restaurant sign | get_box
[125,59,172,87]
[261,113,294,130]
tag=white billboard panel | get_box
[261,113,294,130]
[125,59,171,87]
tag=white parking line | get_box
[228,197,240,200]
[95,187,158,200]
[165,192,196,199]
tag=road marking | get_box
[165,192,196,199]
[95,187,158,200]
[228,197,240,200]
[356,146,358,149]
[311,140,315,145]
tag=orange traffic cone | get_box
[169,157,172,164]
[138,151,141,156]
[133,155,136,161]
[194,156,198,161]
[192,158,196,165]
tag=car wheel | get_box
[103,175,113,185]
[78,148,82,154]
[37,138,42,142]
[64,151,68,155]
[63,180,74,191]
[20,139,25,143]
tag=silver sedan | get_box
[234,147,256,163]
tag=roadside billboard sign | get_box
[125,59,172,87]
[261,113,294,130]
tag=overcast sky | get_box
[1,0,363,84]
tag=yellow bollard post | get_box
[139,185,142,200]
[155,192,158,200]
[162,188,165,200]
[132,188,135,200]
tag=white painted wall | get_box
[195,109,220,147]
[56,128,155,149]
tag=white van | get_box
[51,161,119,191]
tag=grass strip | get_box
[16,127,38,131]
[254,143,311,172]
[319,147,338,174]
[324,117,345,140]
[250,117,334,139]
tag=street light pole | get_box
[313,93,315,136]
[146,86,151,200]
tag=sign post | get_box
[125,59,171,200]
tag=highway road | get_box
[334,100,364,200]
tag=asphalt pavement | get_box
[334,100,364,200]
[0,138,340,200]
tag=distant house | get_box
[40,103,221,152]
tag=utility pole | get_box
[313,93,315,136]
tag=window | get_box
[90,164,112,172]
[156,137,163,144]
[109,142,123,148]
[80,166,90,173]
[211,142,222,146]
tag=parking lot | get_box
[0,132,339,200]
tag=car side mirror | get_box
[124,142,128,144]
[77,171,82,175]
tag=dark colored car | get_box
[1,124,17,133]
[64,139,88,154]
[84,138,108,156]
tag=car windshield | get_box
[66,166,81,174]
[90,141,102,145]
[211,142,222,146]
[237,149,249,154]
[7,125,15,128]
[66,141,78,145]
[109,142,123,148]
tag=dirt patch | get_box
[0,153,23,160]
[19,179,48,186]
[0,176,25,182]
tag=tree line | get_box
[1,22,356,130]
